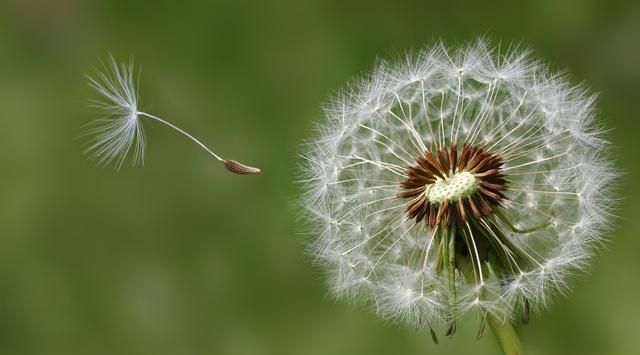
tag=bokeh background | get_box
[0,0,638,354]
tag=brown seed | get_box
[223,160,261,175]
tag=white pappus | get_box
[300,40,617,343]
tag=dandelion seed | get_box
[300,40,617,353]
[84,55,260,174]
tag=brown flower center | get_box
[399,143,507,227]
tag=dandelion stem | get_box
[445,224,457,336]
[456,237,525,355]
[487,312,525,355]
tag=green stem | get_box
[446,224,457,335]
[454,223,525,355]
[487,312,525,355]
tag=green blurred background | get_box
[0,0,638,354]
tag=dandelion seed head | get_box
[300,40,617,331]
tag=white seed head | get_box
[300,40,617,331]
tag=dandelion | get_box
[84,55,260,174]
[300,40,616,354]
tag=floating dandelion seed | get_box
[84,55,260,174]
[300,40,616,353]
